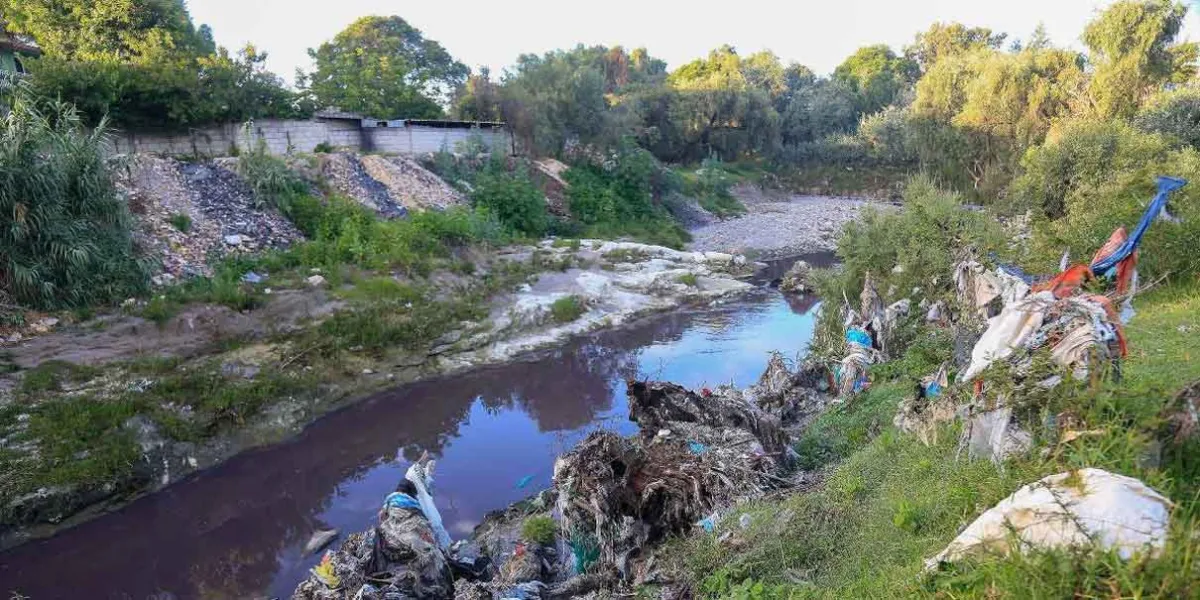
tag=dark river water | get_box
[0,255,829,600]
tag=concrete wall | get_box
[105,118,513,158]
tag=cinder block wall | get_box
[105,119,513,158]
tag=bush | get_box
[236,135,311,217]
[1013,119,1172,219]
[680,159,747,218]
[836,174,1006,301]
[169,213,193,233]
[470,162,549,237]
[0,93,150,314]
[550,295,586,323]
[27,49,311,130]
[522,516,558,545]
[1134,86,1200,151]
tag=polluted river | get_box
[0,255,831,600]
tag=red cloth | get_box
[1032,264,1093,298]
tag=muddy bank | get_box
[687,184,869,259]
[0,241,764,551]
[0,282,825,599]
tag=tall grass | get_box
[0,88,150,316]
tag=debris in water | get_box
[303,529,339,556]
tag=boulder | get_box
[779,260,811,294]
[926,468,1172,570]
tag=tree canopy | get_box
[0,0,210,62]
[832,45,917,114]
[302,16,468,118]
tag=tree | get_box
[833,45,917,114]
[0,0,208,62]
[905,22,1007,71]
[302,16,468,118]
[453,67,503,121]
[1083,0,1199,119]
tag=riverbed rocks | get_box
[456,240,758,366]
[688,187,867,259]
[778,260,813,294]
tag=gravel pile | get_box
[687,186,870,259]
[114,155,303,280]
[359,154,466,212]
[319,152,407,217]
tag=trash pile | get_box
[926,468,1172,569]
[293,363,827,599]
[113,154,303,280]
[317,152,409,218]
[358,155,467,212]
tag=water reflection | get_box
[0,284,821,600]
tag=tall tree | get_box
[1083,0,1198,119]
[833,45,917,114]
[0,0,207,62]
[905,22,1007,71]
[452,67,503,121]
[302,16,468,118]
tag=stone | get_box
[306,275,328,288]
[223,234,243,246]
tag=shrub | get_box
[681,159,747,218]
[236,133,310,217]
[169,213,193,233]
[470,163,549,237]
[1134,86,1200,151]
[522,516,557,545]
[313,142,335,154]
[0,93,150,315]
[677,272,699,287]
[550,295,586,323]
[836,174,1006,301]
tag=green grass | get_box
[668,282,1200,599]
[549,295,586,324]
[522,515,557,545]
[169,212,192,233]
[677,272,699,287]
[19,360,101,394]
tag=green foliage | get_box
[521,515,557,545]
[678,159,747,217]
[905,22,1007,71]
[470,162,549,237]
[169,212,192,233]
[1083,0,1198,119]
[549,295,586,323]
[1134,85,1200,149]
[313,141,335,154]
[676,272,699,287]
[0,93,150,315]
[300,16,467,119]
[29,46,308,130]
[836,175,1006,299]
[0,0,209,62]
[236,137,310,215]
[833,45,917,115]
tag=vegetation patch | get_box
[549,295,586,323]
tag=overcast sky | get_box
[188,0,1200,85]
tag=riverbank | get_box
[0,239,760,550]
[0,275,828,599]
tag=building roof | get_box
[403,119,507,129]
[314,109,367,121]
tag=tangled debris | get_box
[294,357,829,599]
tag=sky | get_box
[188,0,1200,86]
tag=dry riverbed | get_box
[688,184,870,259]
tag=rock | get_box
[362,368,374,375]
[926,469,1172,569]
[306,275,328,288]
[241,271,266,284]
[29,317,59,335]
[223,234,243,246]
[778,261,812,294]
[303,528,339,556]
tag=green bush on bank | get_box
[0,91,150,317]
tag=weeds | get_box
[522,515,557,545]
[169,213,193,233]
[550,296,586,323]
[677,272,699,287]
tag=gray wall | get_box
[105,119,513,157]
